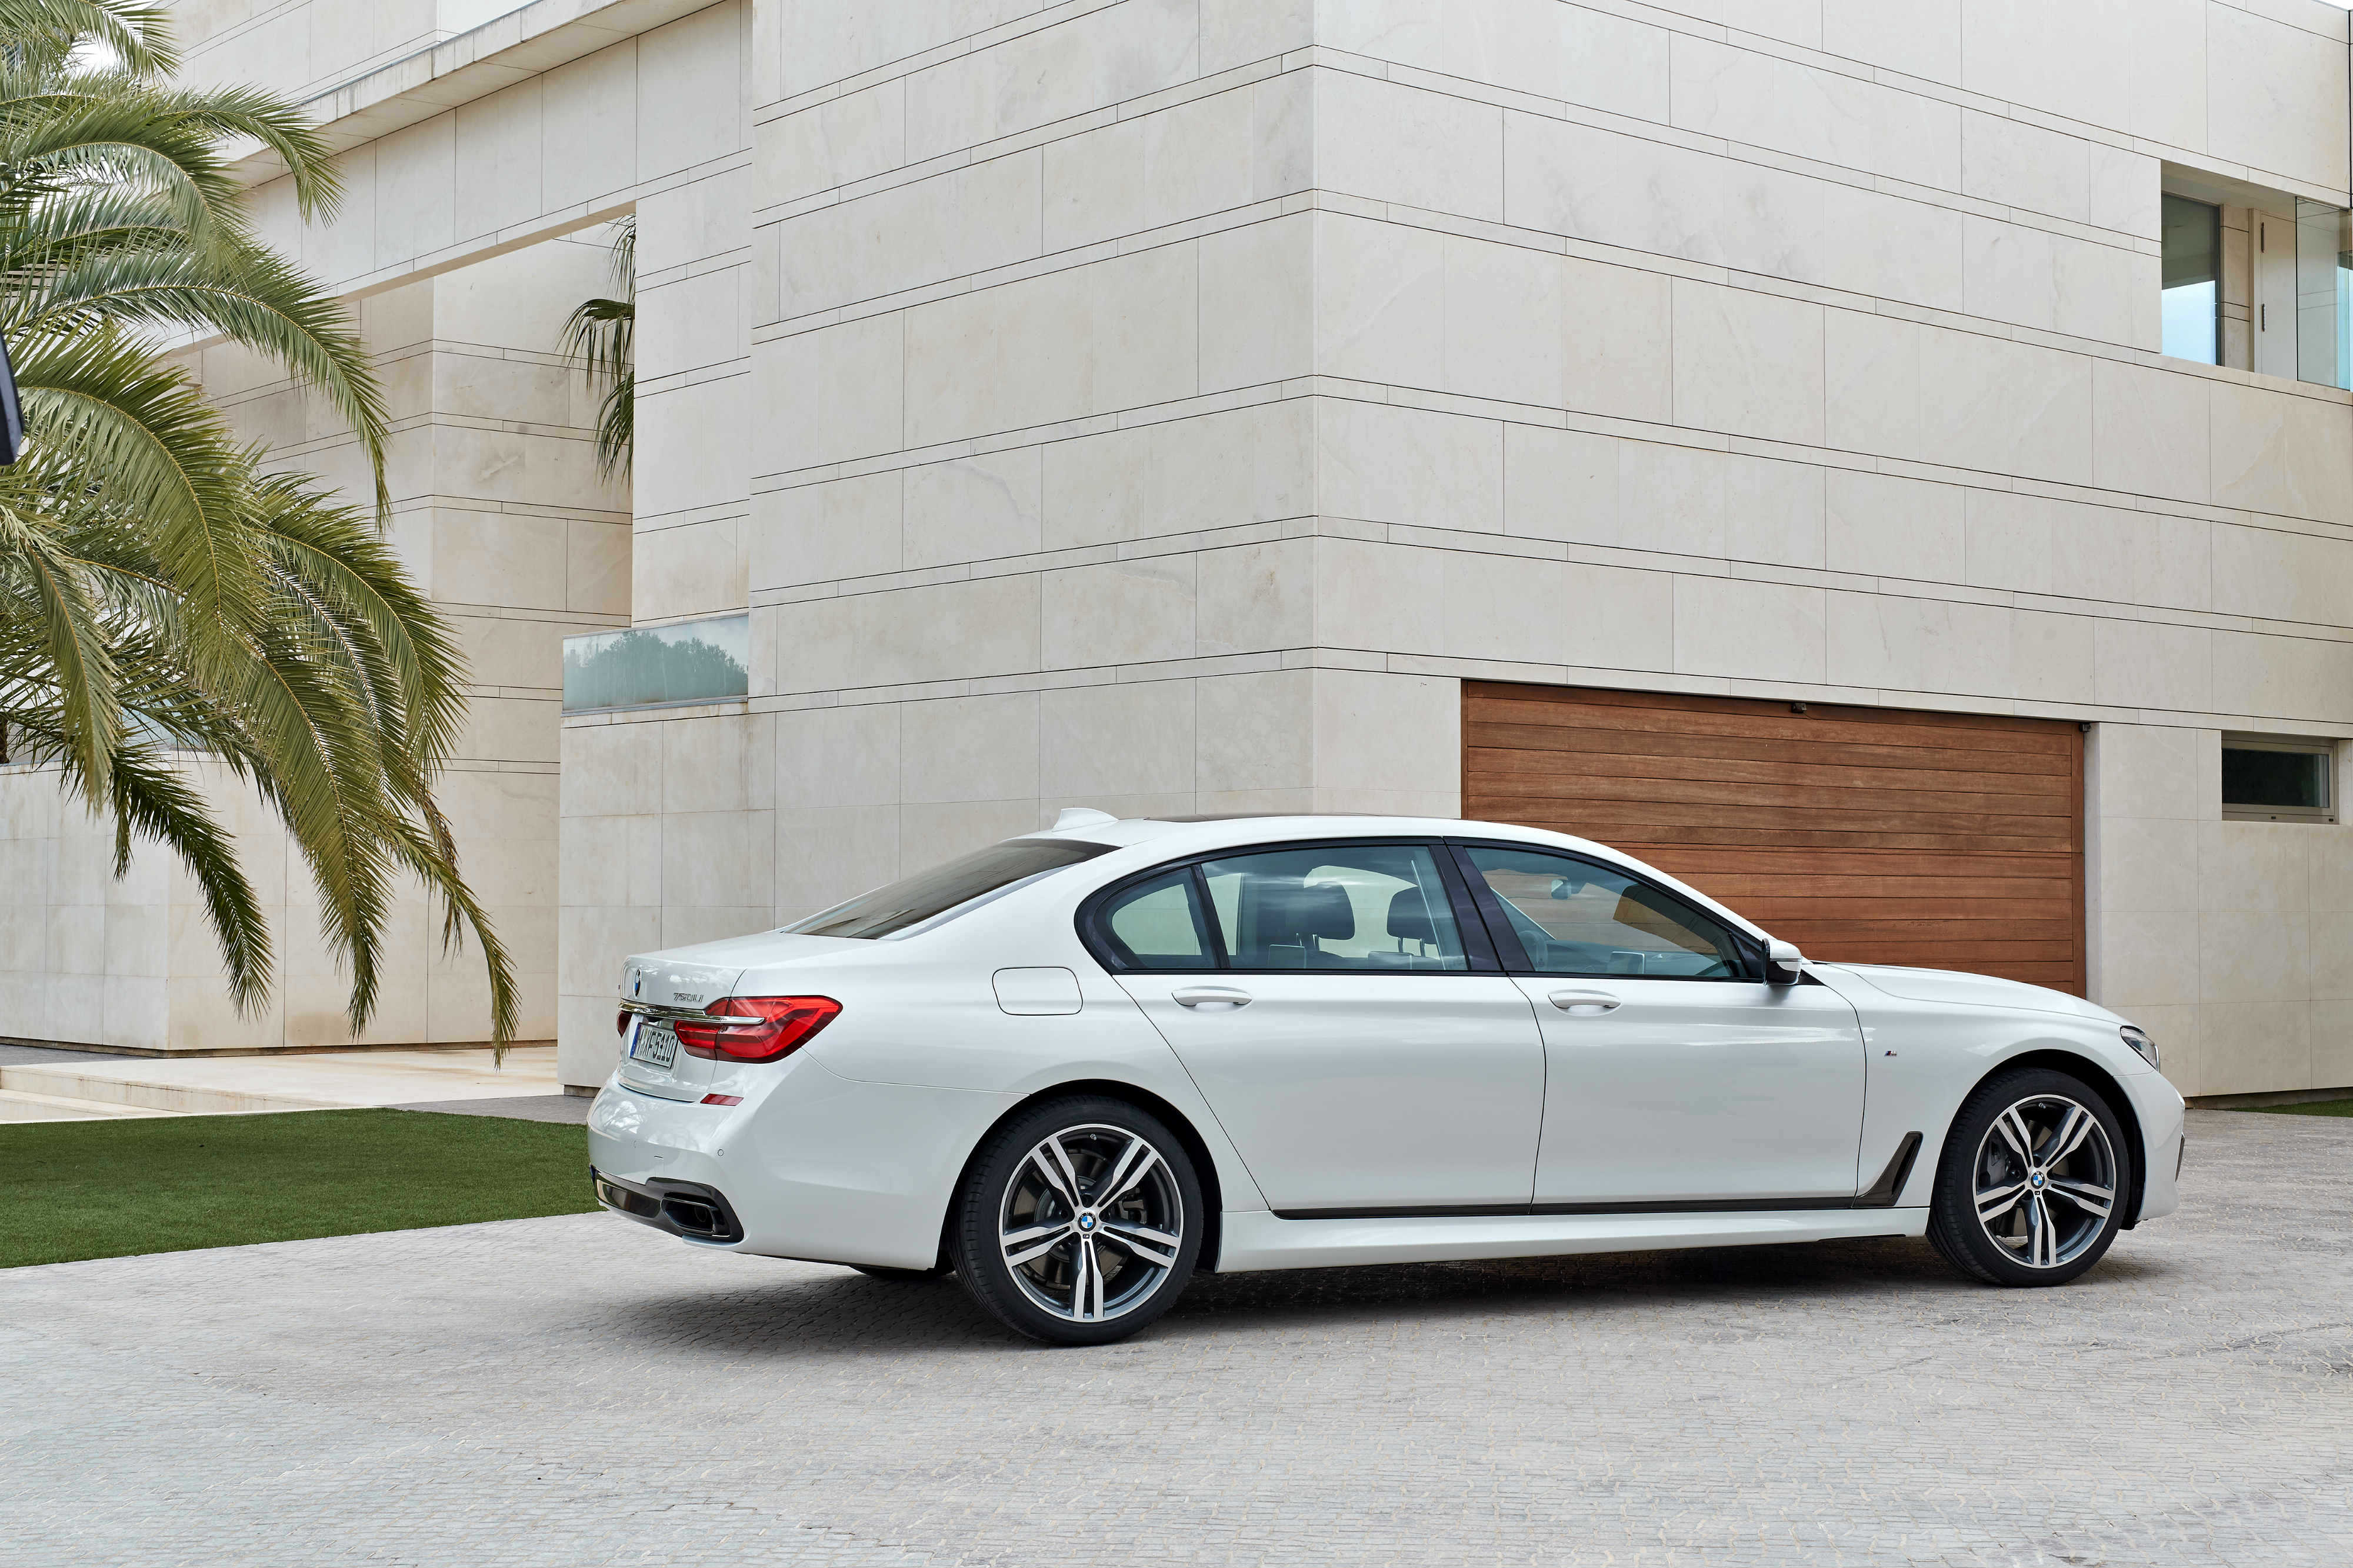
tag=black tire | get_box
[1927,1066,2132,1287]
[849,1263,942,1282]
[951,1095,1203,1346]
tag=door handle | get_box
[1172,986,1252,1009]
[1548,989,1621,1015]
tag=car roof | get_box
[1007,813,1768,940]
[1019,812,1592,848]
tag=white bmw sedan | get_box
[588,812,2184,1345]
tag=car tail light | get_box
[674,996,841,1063]
[616,1010,629,1037]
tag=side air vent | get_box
[1855,1132,1924,1208]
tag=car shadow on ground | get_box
[610,1237,2178,1357]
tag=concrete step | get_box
[0,1046,561,1119]
[0,1065,336,1116]
[0,1087,180,1123]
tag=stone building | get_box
[2,0,2351,1106]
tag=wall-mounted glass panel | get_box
[2161,194,2221,365]
[562,615,749,714]
[2222,735,2335,823]
[2296,198,2353,391]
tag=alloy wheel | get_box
[998,1123,1185,1323]
[1971,1093,2118,1270]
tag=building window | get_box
[562,613,749,713]
[2294,199,2353,391]
[2221,736,2335,823]
[2162,194,2221,365]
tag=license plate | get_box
[628,1020,678,1070]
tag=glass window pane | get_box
[2162,194,2220,366]
[2295,198,2353,391]
[562,615,750,713]
[1463,846,1745,979]
[1198,845,1467,972]
[2222,748,2330,811]
[788,840,1107,939]
[1101,869,1215,970]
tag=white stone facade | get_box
[4,0,2351,1102]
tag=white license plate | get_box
[628,1020,678,1070]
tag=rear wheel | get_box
[951,1096,1202,1346]
[1928,1067,2131,1287]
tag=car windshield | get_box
[784,839,1110,940]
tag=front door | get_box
[1106,842,1546,1212]
[1454,843,1867,1206]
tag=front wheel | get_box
[1927,1067,2132,1287]
[950,1096,1203,1345]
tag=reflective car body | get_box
[586,814,2183,1277]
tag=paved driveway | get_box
[2,1108,2345,1567]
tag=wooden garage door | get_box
[1462,684,2085,993]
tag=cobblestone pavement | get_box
[2,1108,2345,1567]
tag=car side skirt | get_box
[1215,1206,1928,1273]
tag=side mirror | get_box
[1764,939,1805,985]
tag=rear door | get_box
[1104,842,1547,1213]
[1452,842,1866,1207]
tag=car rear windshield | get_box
[784,839,1111,940]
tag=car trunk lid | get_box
[615,956,745,1099]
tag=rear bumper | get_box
[585,1056,1019,1270]
[591,1168,745,1245]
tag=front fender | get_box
[1811,968,2179,1220]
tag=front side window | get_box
[788,839,1107,939]
[1199,843,1468,972]
[2162,193,2221,366]
[1461,846,1747,979]
[2222,736,2335,823]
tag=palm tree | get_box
[0,0,516,1041]
[560,215,633,479]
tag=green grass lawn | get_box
[2246,1097,2353,1117]
[0,1108,598,1269]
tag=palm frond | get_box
[12,331,267,651]
[105,743,271,1010]
[0,0,175,78]
[558,295,632,383]
[561,216,635,480]
[0,6,518,1042]
[0,495,121,798]
[593,369,632,479]
[144,81,344,219]
[251,476,471,770]
[0,88,257,249]
[8,246,389,514]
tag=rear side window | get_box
[1098,869,1215,970]
[787,840,1108,940]
[1200,843,1467,972]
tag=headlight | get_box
[2120,1025,2159,1070]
